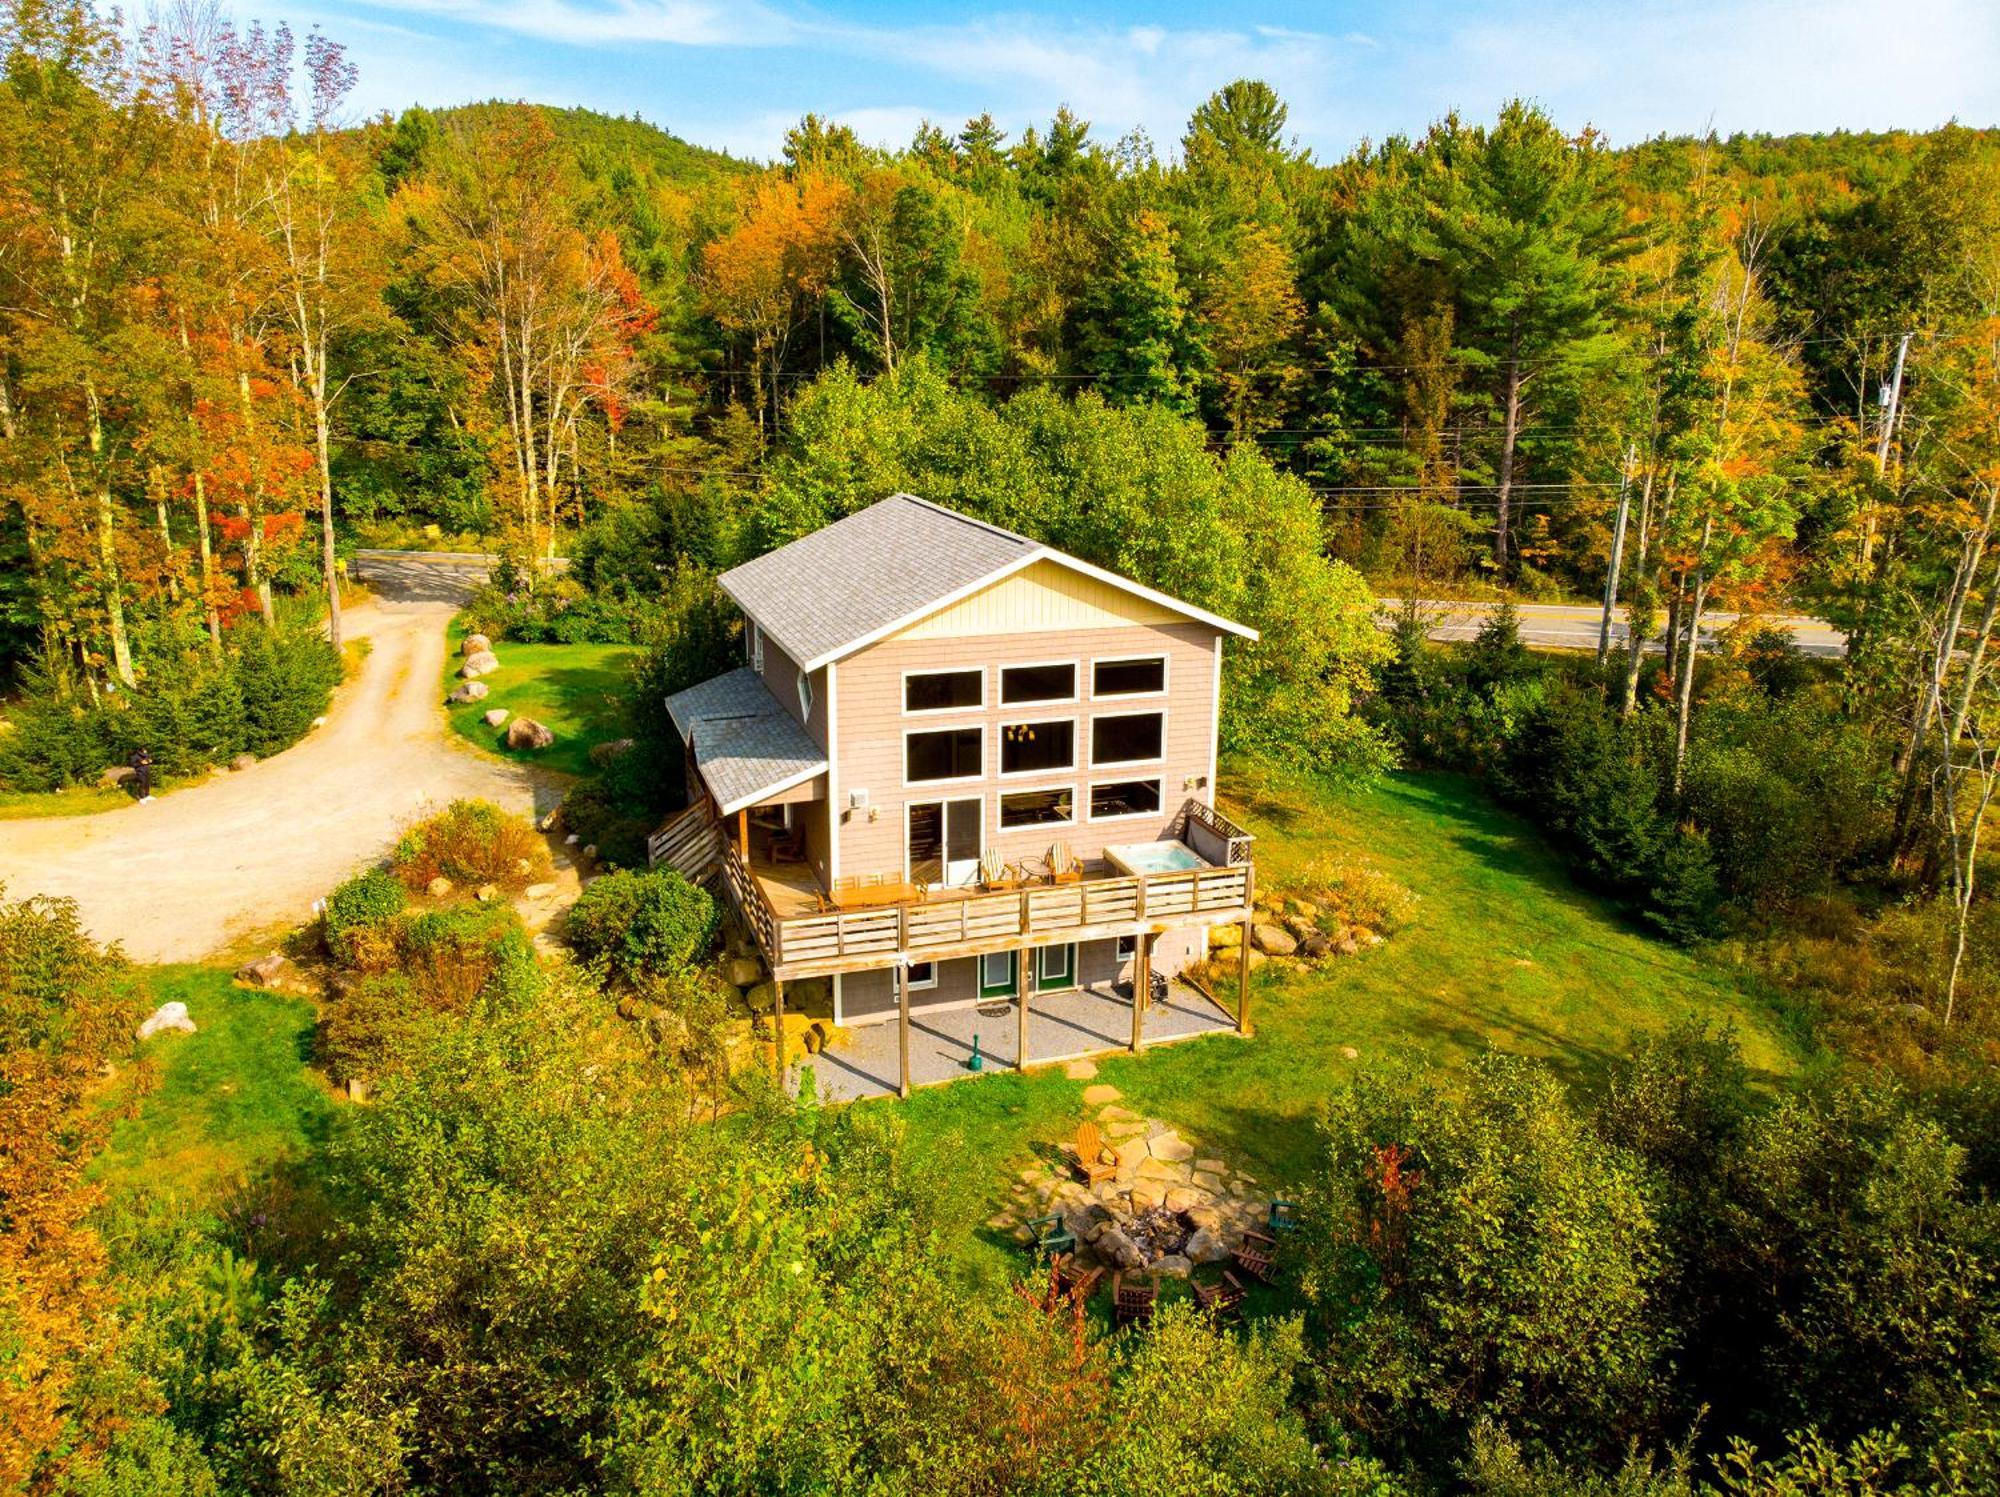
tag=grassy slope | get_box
[443,628,640,779]
[94,967,338,1206]
[887,766,1807,1285]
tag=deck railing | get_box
[733,798,1256,978]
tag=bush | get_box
[224,622,342,756]
[565,869,716,984]
[322,869,407,968]
[319,972,432,1083]
[394,903,533,1012]
[392,799,551,892]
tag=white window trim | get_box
[979,950,1017,997]
[1089,708,1168,769]
[1116,934,1138,962]
[1038,943,1077,989]
[906,960,938,991]
[900,665,986,717]
[902,724,985,788]
[1090,652,1170,701]
[797,671,813,721]
[1087,775,1166,823]
[904,796,984,886]
[998,658,1080,708]
[997,783,1078,831]
[997,715,1079,780]
[749,620,764,673]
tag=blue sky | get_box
[250,0,2000,161]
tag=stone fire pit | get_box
[990,1085,1274,1278]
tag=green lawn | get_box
[444,627,641,778]
[0,783,147,818]
[94,967,339,1206]
[887,766,1809,1285]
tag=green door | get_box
[1038,943,1076,992]
[979,951,1017,999]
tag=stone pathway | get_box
[988,1086,1273,1280]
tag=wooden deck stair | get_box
[647,796,723,881]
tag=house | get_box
[651,493,1259,1096]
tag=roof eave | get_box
[706,759,830,818]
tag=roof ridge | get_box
[884,491,1040,552]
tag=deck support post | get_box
[1131,934,1150,1054]
[737,809,748,858]
[1017,945,1032,1071]
[897,963,912,1100]
[772,978,786,1081]
[1236,917,1252,1035]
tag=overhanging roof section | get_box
[717,493,1257,672]
[666,667,828,817]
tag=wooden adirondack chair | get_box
[1192,1270,1248,1321]
[1047,840,1082,884]
[1066,1121,1118,1186]
[1052,1252,1105,1302]
[978,848,1019,892]
[1233,1228,1279,1284]
[1268,1198,1299,1236]
[1113,1272,1157,1328]
[1025,1212,1076,1259]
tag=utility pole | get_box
[1597,442,1636,669]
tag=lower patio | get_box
[797,978,1240,1103]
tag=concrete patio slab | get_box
[798,980,1239,1103]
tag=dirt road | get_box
[1380,599,1848,658]
[0,578,559,963]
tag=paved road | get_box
[0,567,560,963]
[1382,599,1848,658]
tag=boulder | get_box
[1184,1228,1231,1264]
[744,981,778,1015]
[1340,1045,1360,1061]
[726,956,765,987]
[1184,1205,1225,1233]
[1163,1185,1210,1214]
[1150,1254,1193,1278]
[235,952,288,987]
[137,1001,196,1039]
[506,716,555,750]
[99,765,136,787]
[229,752,257,771]
[589,737,636,767]
[426,876,453,897]
[1299,933,1332,959]
[1335,937,1360,957]
[1127,1184,1163,1213]
[1096,1226,1146,1273]
[1208,923,1241,949]
[475,883,499,902]
[484,707,510,728]
[460,650,499,679]
[461,633,492,657]
[448,681,488,704]
[539,806,564,833]
[1251,923,1297,957]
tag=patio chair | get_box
[1066,1121,1119,1187]
[768,824,807,864]
[1233,1228,1279,1285]
[1025,1213,1076,1259]
[1052,1251,1105,1302]
[1268,1198,1299,1236]
[1192,1269,1248,1322]
[1047,840,1082,884]
[1113,1272,1157,1328]
[978,847,1020,892]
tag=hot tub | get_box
[1104,839,1206,877]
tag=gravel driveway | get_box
[0,573,562,963]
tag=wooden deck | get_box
[724,802,1255,981]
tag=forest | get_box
[2,0,1999,1492]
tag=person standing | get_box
[129,746,154,802]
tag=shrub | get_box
[322,869,407,968]
[228,622,342,756]
[319,972,432,1083]
[392,799,551,892]
[394,903,532,1012]
[565,869,716,984]
[560,778,654,869]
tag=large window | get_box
[1093,655,1166,698]
[1090,778,1162,821]
[906,727,982,783]
[1091,711,1164,765]
[1000,719,1075,776]
[1001,661,1076,705]
[904,668,983,714]
[999,787,1074,829]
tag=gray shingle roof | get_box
[665,667,827,816]
[718,494,1039,668]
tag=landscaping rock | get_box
[1340,1045,1360,1061]
[1081,1083,1122,1106]
[1299,933,1332,959]
[1098,1104,1141,1124]
[589,737,636,767]
[235,952,288,987]
[1335,937,1360,956]
[1191,1170,1224,1194]
[1163,1186,1210,1214]
[540,806,564,833]
[1185,1228,1230,1264]
[1246,948,1268,970]
[1251,923,1297,956]
[726,956,765,987]
[1096,1227,1146,1272]
[426,876,452,897]
[1113,1139,1151,1171]
[484,707,510,728]
[229,752,257,771]
[137,1001,196,1039]
[1128,1184,1163,1212]
[447,680,488,704]
[461,633,492,657]
[506,716,555,750]
[1151,1254,1194,1278]
[1136,1157,1187,1184]
[1354,926,1382,947]
[1208,922,1241,949]
[99,764,137,787]
[1195,1158,1226,1174]
[1063,1058,1098,1080]
[1149,1130,1195,1163]
[461,650,499,678]
[475,883,499,902]
[1184,1206,1225,1233]
[744,981,777,1015]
